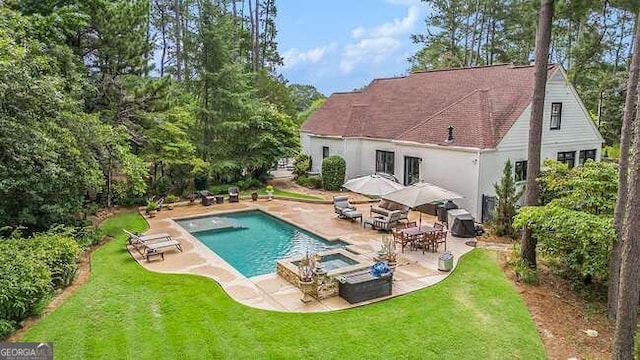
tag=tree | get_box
[492,160,523,238]
[289,84,325,113]
[520,0,555,268]
[608,9,640,320]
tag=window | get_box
[550,103,562,130]
[557,151,576,168]
[403,156,421,185]
[375,150,395,175]
[514,160,527,182]
[579,149,597,165]
[322,146,329,159]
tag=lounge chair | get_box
[333,196,357,218]
[371,200,410,222]
[122,229,172,246]
[228,186,239,203]
[139,239,183,261]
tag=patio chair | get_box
[123,229,172,246]
[199,190,216,206]
[433,230,448,252]
[228,186,239,203]
[392,229,412,253]
[139,239,183,261]
[333,196,356,218]
[369,210,404,231]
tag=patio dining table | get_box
[401,225,436,236]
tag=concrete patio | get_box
[128,197,476,312]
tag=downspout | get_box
[475,150,483,221]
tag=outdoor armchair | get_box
[228,187,240,203]
[333,196,356,217]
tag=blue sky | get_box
[276,0,427,96]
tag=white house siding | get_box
[477,69,603,219]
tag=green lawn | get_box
[21,211,546,359]
[250,188,322,200]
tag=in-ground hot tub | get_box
[277,249,371,299]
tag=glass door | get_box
[404,156,421,185]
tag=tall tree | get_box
[608,10,640,320]
[520,0,555,268]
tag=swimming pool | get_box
[176,211,349,278]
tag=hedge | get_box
[321,155,346,191]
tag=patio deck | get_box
[128,197,475,312]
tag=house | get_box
[300,64,603,221]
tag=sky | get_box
[275,0,428,96]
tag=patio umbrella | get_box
[342,174,405,196]
[382,182,463,226]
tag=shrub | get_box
[292,153,312,179]
[321,155,346,191]
[0,242,52,323]
[296,175,323,189]
[491,160,523,238]
[0,319,15,340]
[208,184,229,195]
[237,177,261,190]
[73,225,105,248]
[30,232,82,288]
[165,194,178,204]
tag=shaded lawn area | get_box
[22,211,546,359]
[249,188,322,200]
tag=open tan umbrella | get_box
[342,174,405,196]
[382,182,463,225]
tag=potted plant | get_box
[251,191,258,201]
[381,235,397,269]
[146,201,159,218]
[165,194,177,210]
[297,252,317,303]
[187,193,197,205]
[266,185,274,201]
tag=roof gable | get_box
[301,64,558,149]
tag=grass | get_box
[247,188,322,200]
[21,211,546,359]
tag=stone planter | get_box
[251,192,258,201]
[299,279,315,303]
[147,209,157,218]
[267,191,273,201]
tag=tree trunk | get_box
[520,0,554,268]
[612,81,640,360]
[609,12,640,320]
[173,0,182,81]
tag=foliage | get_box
[289,84,325,113]
[511,258,540,285]
[296,175,323,189]
[145,201,159,212]
[292,153,312,179]
[165,195,178,204]
[538,160,618,215]
[321,155,346,191]
[513,205,615,285]
[0,319,14,340]
[237,177,261,190]
[20,212,547,358]
[265,185,274,193]
[297,98,326,125]
[0,241,52,325]
[492,160,523,238]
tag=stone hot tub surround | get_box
[276,249,372,299]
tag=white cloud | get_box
[282,43,337,69]
[340,4,424,74]
[340,38,401,73]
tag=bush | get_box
[74,225,105,248]
[237,177,261,190]
[292,153,311,179]
[492,160,522,238]
[208,184,229,195]
[30,232,82,288]
[0,242,52,324]
[0,319,15,340]
[321,155,346,191]
[296,175,323,189]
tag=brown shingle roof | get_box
[301,64,558,149]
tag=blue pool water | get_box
[177,211,348,278]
